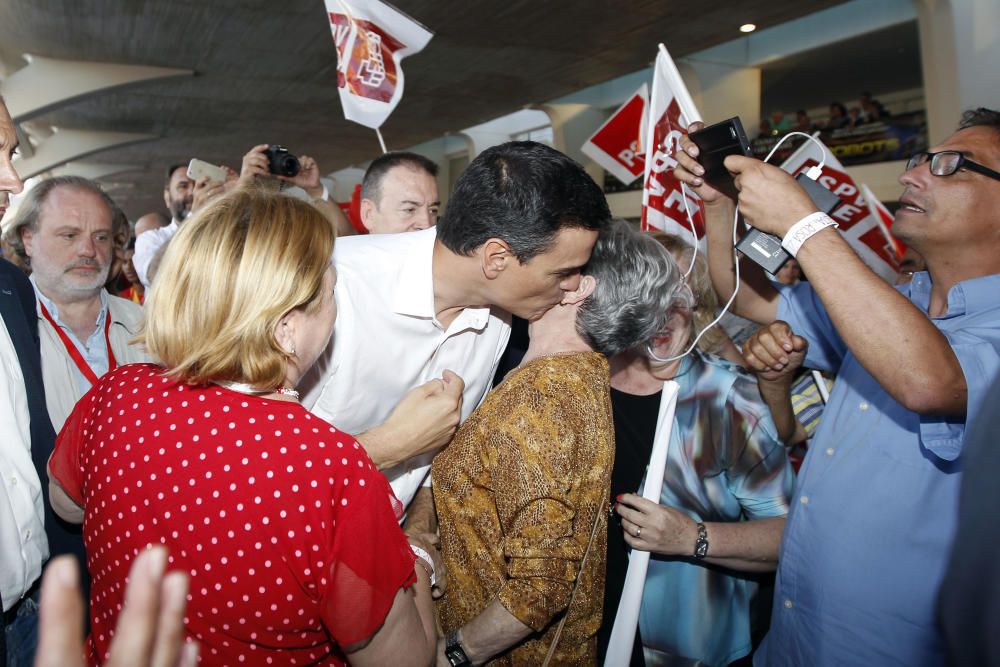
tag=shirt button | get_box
[800,495,810,505]
[784,599,793,609]
[25,529,32,539]
[859,401,870,411]
[825,448,835,456]
[9,475,16,486]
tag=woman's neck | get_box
[609,350,682,395]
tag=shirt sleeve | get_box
[723,374,795,520]
[918,330,1000,461]
[320,453,417,648]
[491,374,603,632]
[133,228,166,287]
[48,380,101,504]
[776,281,849,374]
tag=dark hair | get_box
[164,164,188,190]
[830,102,847,116]
[361,152,439,204]
[437,141,610,262]
[958,108,1000,137]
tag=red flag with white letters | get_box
[581,85,649,185]
[641,45,704,247]
[325,0,432,129]
[781,137,902,282]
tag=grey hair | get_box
[2,175,122,267]
[576,219,692,357]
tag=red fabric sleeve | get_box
[49,381,101,505]
[320,461,417,648]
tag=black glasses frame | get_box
[906,150,1000,183]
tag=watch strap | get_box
[694,522,709,559]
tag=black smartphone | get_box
[688,117,752,200]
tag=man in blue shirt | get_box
[675,107,1000,665]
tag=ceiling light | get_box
[740,23,756,33]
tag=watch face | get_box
[446,646,471,667]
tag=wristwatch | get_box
[445,629,473,667]
[693,522,709,559]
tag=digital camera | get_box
[264,145,301,177]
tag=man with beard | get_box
[3,176,148,431]
[133,164,193,286]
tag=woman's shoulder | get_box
[511,351,608,389]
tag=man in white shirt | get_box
[301,141,611,518]
[360,151,441,234]
[132,163,192,287]
[0,95,52,667]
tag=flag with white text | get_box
[582,84,649,185]
[781,136,902,282]
[324,0,432,129]
[641,44,704,247]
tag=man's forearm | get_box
[403,486,438,535]
[796,229,966,414]
[700,517,785,573]
[704,199,780,324]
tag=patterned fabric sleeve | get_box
[492,370,597,631]
[320,455,417,648]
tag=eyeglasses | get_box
[905,151,1000,182]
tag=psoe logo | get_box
[358,30,386,88]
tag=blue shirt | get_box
[638,353,794,666]
[31,277,110,396]
[756,272,1000,667]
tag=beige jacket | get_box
[39,294,149,431]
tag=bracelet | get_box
[781,212,838,257]
[693,522,709,559]
[316,183,331,202]
[410,545,437,586]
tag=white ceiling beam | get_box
[14,128,156,179]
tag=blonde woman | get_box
[48,189,438,666]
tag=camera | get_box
[264,145,301,178]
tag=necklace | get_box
[215,381,300,399]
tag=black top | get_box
[596,385,662,666]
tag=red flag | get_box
[325,0,432,129]
[781,136,901,282]
[641,45,704,248]
[581,85,648,185]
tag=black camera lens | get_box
[264,145,301,178]
[279,155,300,177]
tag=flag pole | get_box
[374,127,388,154]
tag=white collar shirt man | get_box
[300,227,511,509]
[132,218,178,287]
[0,312,47,611]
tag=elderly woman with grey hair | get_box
[596,233,796,665]
[432,219,691,666]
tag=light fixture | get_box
[740,23,756,33]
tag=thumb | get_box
[440,370,465,396]
[791,335,809,353]
[723,154,755,174]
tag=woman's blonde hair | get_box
[140,187,335,387]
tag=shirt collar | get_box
[905,270,1000,318]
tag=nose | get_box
[411,207,433,231]
[559,273,582,292]
[899,158,929,190]
[77,235,97,257]
[0,158,24,196]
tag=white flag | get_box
[325,0,432,129]
[641,44,704,248]
[780,136,902,283]
[581,85,649,185]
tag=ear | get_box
[359,198,377,232]
[163,188,171,211]
[20,226,35,258]
[273,310,299,355]
[561,274,596,306]
[481,238,513,280]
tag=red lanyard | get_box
[38,300,117,386]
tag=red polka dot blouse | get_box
[50,364,416,666]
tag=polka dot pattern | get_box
[51,364,417,666]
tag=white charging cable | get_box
[648,130,828,363]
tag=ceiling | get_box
[0,0,848,217]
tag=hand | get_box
[35,548,198,667]
[435,637,451,667]
[360,370,465,469]
[743,320,808,384]
[190,176,227,214]
[280,154,324,198]
[722,155,818,237]
[408,532,447,599]
[673,121,728,206]
[615,493,698,556]
[239,144,271,187]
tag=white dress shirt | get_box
[0,312,47,611]
[133,219,179,287]
[300,228,511,509]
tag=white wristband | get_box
[410,545,436,586]
[781,212,839,257]
[314,183,331,202]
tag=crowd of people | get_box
[1,86,999,667]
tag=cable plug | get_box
[804,165,823,181]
